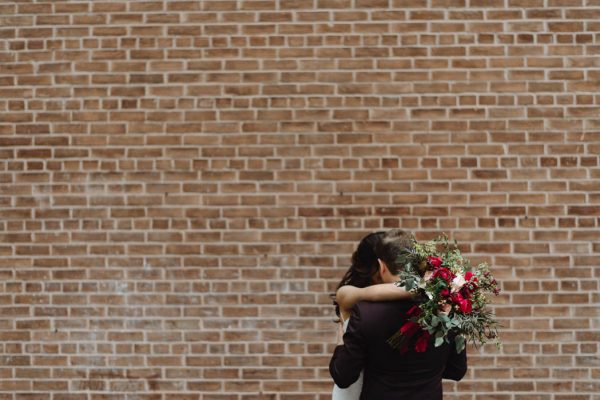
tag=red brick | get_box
[0,2,598,398]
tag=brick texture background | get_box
[1,1,599,399]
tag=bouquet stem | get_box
[387,330,409,353]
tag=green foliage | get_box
[390,234,501,353]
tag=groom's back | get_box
[356,300,464,400]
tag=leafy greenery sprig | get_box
[388,235,501,354]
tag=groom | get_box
[329,229,467,399]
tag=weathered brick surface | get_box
[1,1,599,399]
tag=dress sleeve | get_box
[328,303,367,388]
[442,340,468,381]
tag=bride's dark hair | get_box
[333,231,385,317]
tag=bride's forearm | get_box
[336,283,412,316]
[358,283,411,301]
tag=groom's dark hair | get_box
[374,229,414,275]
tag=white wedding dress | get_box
[332,319,363,400]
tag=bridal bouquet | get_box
[388,235,501,354]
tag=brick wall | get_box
[1,1,599,399]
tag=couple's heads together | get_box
[342,229,413,288]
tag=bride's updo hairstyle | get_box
[333,231,385,317]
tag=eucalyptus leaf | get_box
[435,336,444,347]
[455,335,465,353]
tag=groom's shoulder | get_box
[357,299,417,309]
[355,299,416,318]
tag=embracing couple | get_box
[330,229,467,400]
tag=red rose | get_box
[407,305,422,318]
[414,331,431,353]
[440,288,450,297]
[450,292,464,304]
[462,272,478,298]
[427,256,443,269]
[458,299,472,314]
[432,267,454,284]
[399,320,420,337]
[460,286,472,299]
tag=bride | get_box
[332,231,412,400]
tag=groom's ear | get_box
[378,258,388,276]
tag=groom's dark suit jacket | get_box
[330,300,467,400]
